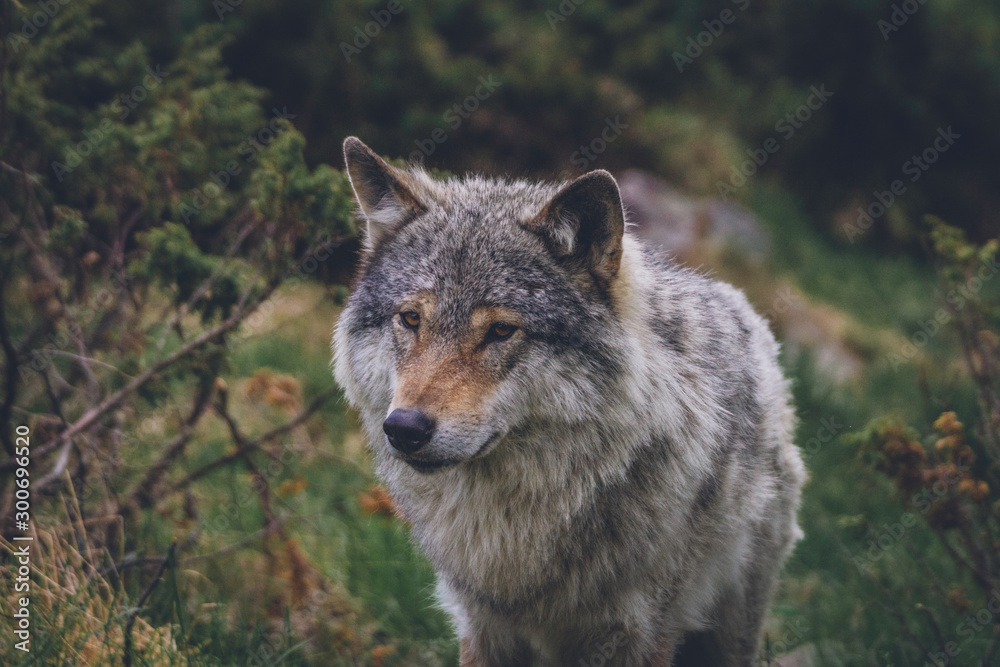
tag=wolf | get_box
[333,137,807,666]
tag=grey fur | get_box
[333,138,807,666]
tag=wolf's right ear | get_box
[343,137,427,249]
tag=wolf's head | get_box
[334,137,628,474]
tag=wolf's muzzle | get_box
[383,408,435,455]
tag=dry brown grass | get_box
[1,473,189,665]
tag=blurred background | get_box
[1,0,999,664]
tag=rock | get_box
[768,283,867,384]
[618,169,770,260]
[772,644,818,667]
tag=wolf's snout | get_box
[383,408,435,454]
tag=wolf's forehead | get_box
[374,217,553,318]
[365,177,568,314]
[410,223,547,296]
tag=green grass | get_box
[750,184,937,331]
[753,187,993,665]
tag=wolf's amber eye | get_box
[487,322,517,342]
[400,311,421,329]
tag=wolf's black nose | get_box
[383,408,435,455]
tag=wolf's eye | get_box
[400,311,421,329]
[486,322,517,342]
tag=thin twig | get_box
[40,367,67,425]
[100,519,285,579]
[123,543,176,667]
[157,208,263,346]
[984,624,1000,667]
[14,319,54,357]
[916,604,948,658]
[0,161,40,184]
[879,596,933,660]
[935,527,994,598]
[111,208,142,274]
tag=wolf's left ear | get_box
[524,170,625,285]
[343,137,427,249]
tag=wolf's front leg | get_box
[556,626,680,667]
[709,557,786,666]
[438,578,534,665]
[459,628,534,666]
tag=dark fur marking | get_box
[650,306,685,354]
[694,471,721,510]
[730,368,763,459]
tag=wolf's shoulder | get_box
[630,239,777,364]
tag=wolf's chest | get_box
[408,480,574,597]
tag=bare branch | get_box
[100,518,286,578]
[169,386,336,493]
[31,276,284,493]
[1,228,332,477]
[40,367,67,425]
[0,160,40,184]
[935,528,994,598]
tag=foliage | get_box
[847,219,1000,665]
[203,0,999,246]
[0,1,386,663]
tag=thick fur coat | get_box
[333,138,807,666]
